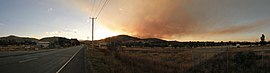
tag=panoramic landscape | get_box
[1,0,270,73]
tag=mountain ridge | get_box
[99,34,169,43]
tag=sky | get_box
[0,0,270,42]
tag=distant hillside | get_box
[101,35,141,42]
[143,38,167,43]
[0,35,80,47]
[100,35,168,43]
[0,35,38,41]
[0,35,38,45]
[40,37,73,47]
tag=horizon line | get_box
[1,34,266,42]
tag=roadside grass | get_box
[86,47,195,73]
[189,51,270,73]
[86,45,270,73]
[114,47,193,73]
[85,46,137,73]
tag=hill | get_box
[0,35,38,45]
[143,38,167,43]
[101,35,141,42]
[100,35,168,43]
[0,35,80,47]
[97,35,173,47]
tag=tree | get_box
[260,34,266,46]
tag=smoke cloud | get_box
[71,0,270,40]
[117,0,202,39]
[209,18,270,35]
[113,0,270,39]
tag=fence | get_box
[190,47,269,73]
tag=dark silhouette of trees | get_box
[71,39,80,46]
[107,42,121,52]
[260,34,266,46]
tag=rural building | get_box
[37,41,50,48]
[40,37,71,48]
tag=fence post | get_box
[192,50,194,72]
[226,47,229,73]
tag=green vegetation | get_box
[0,35,80,51]
[0,35,37,46]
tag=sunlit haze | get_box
[1,0,270,41]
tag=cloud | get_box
[106,0,270,39]
[109,0,201,39]
[42,30,85,40]
[0,23,5,26]
[45,31,76,35]
[209,18,270,35]
[47,8,53,12]
[69,0,93,16]
[71,0,270,40]
[70,0,200,39]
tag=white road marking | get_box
[56,46,82,73]
[19,58,38,63]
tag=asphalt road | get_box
[0,46,86,73]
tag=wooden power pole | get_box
[90,17,96,49]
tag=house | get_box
[37,41,50,48]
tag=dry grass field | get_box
[86,45,270,73]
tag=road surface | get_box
[0,46,86,73]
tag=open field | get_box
[86,45,270,73]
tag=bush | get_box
[233,52,260,67]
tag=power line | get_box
[90,0,96,17]
[89,0,93,17]
[88,0,110,49]
[94,0,103,17]
[96,0,110,18]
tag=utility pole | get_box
[89,17,97,49]
[87,0,109,49]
